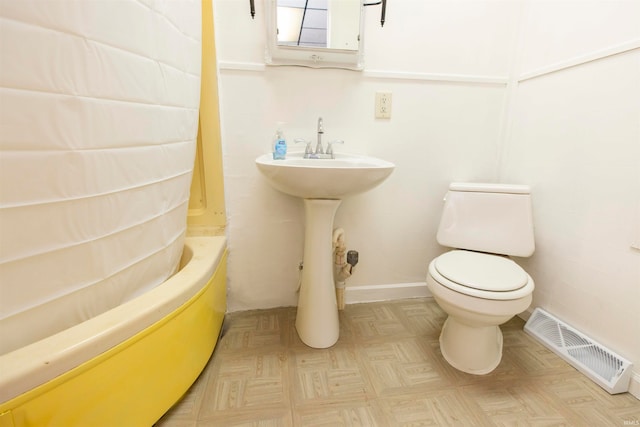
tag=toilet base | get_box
[439,317,503,375]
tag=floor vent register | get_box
[524,307,633,394]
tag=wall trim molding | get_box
[363,69,508,85]
[218,44,640,84]
[518,39,640,83]
[218,61,508,85]
[344,282,431,305]
[218,61,266,72]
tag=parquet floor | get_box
[156,298,640,426]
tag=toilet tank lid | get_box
[450,182,530,194]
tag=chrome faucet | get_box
[297,117,342,159]
[315,117,324,155]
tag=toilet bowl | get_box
[427,249,534,374]
[427,182,536,374]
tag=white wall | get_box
[213,0,639,393]
[502,0,640,394]
[214,0,517,310]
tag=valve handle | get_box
[294,138,313,154]
[326,140,344,155]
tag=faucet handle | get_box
[326,140,344,156]
[294,138,313,155]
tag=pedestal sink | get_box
[256,152,395,348]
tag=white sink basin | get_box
[255,152,395,199]
[255,151,395,348]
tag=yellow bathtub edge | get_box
[0,236,225,403]
[0,246,227,426]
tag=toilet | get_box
[426,182,535,375]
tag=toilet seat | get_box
[429,250,534,300]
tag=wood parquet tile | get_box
[156,299,640,427]
[290,344,373,404]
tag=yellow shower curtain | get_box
[188,0,227,235]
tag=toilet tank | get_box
[436,183,535,257]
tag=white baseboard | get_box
[345,283,537,318]
[517,306,535,322]
[344,282,431,305]
[629,372,640,400]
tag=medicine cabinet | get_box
[264,0,365,70]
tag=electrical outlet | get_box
[375,91,392,119]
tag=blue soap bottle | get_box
[272,128,287,160]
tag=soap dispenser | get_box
[272,127,287,160]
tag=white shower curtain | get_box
[0,0,202,354]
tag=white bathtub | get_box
[0,236,226,426]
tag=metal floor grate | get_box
[524,308,633,394]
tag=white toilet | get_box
[426,182,535,375]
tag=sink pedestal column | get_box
[296,199,342,348]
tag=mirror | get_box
[276,0,361,51]
[265,0,364,70]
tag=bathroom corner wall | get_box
[500,1,640,396]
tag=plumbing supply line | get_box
[296,261,303,292]
[332,228,352,310]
